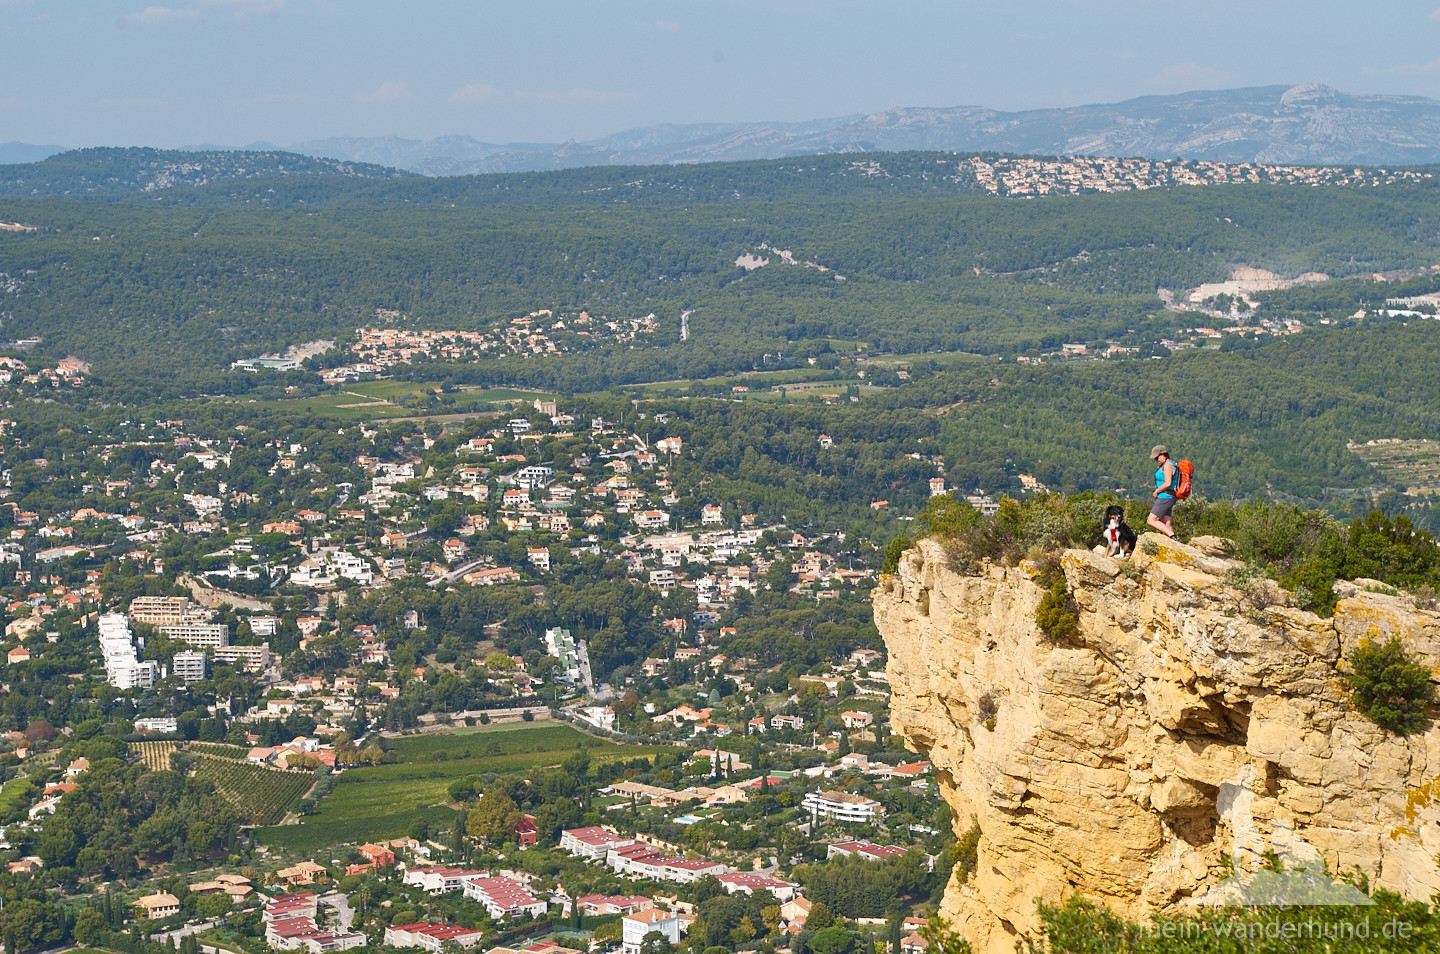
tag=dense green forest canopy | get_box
[0,151,1439,515]
[3,317,1439,525]
[0,146,411,197]
[2,151,1440,393]
[872,321,1440,506]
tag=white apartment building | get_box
[802,789,883,824]
[460,876,547,920]
[112,659,160,689]
[622,909,682,954]
[98,613,159,689]
[158,621,230,648]
[716,873,797,902]
[212,644,273,671]
[248,616,279,636]
[605,843,730,883]
[129,596,205,626]
[401,866,486,895]
[559,826,634,861]
[290,549,374,587]
[515,465,554,489]
[545,627,583,684]
[172,650,207,682]
[382,924,485,951]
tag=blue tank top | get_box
[1155,463,1175,498]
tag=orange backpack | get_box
[1174,459,1195,500]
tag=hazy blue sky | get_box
[8,0,1440,148]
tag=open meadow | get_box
[257,721,683,852]
[239,381,556,422]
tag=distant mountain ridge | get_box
[0,146,411,197]
[11,84,1440,178]
[284,84,1440,174]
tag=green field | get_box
[450,385,556,403]
[345,380,431,401]
[257,722,683,851]
[863,350,988,370]
[259,804,462,852]
[0,776,37,820]
[382,720,589,760]
[578,367,857,402]
[241,381,556,422]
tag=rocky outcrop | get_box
[874,534,1440,953]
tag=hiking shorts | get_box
[1150,496,1176,519]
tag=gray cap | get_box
[1151,444,1169,460]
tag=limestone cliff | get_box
[874,534,1440,952]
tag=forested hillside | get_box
[2,153,1440,392]
[1,150,1439,515]
[0,147,410,197]
[873,322,1440,509]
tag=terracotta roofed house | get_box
[621,908,682,954]
[559,826,635,860]
[901,935,930,954]
[383,923,486,951]
[716,872,796,901]
[358,843,396,866]
[401,866,486,894]
[460,875,548,920]
[574,895,654,917]
[135,893,182,919]
[780,897,812,928]
[276,861,329,885]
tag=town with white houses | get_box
[968,154,1432,196]
[0,382,956,954]
[296,311,662,384]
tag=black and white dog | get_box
[1102,505,1137,558]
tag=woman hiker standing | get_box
[1147,444,1179,539]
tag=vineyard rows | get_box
[189,742,250,759]
[193,759,314,826]
[129,741,179,772]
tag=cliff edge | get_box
[874,534,1440,952]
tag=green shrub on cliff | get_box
[1035,580,1079,641]
[1347,637,1434,736]
[882,534,913,574]
[918,492,1096,571]
[953,817,981,885]
[902,493,1440,621]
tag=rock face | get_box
[874,534,1440,953]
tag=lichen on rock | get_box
[874,532,1440,953]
